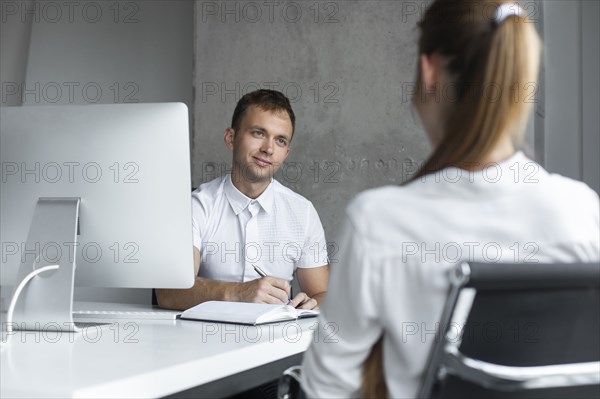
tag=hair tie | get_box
[494,3,524,25]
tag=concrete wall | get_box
[544,0,600,192]
[581,0,600,193]
[193,1,431,242]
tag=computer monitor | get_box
[0,103,195,331]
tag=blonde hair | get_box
[362,1,542,396]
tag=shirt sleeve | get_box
[301,213,383,397]
[191,191,208,251]
[296,203,329,268]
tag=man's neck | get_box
[231,169,271,199]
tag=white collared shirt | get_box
[192,175,328,282]
[301,152,599,398]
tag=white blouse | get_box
[301,152,599,398]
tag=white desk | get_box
[0,307,316,398]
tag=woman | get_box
[301,0,600,397]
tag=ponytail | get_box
[361,336,387,398]
[410,0,541,182]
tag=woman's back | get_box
[352,152,599,265]
[302,153,599,398]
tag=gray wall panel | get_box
[23,0,193,109]
[544,0,582,181]
[581,0,600,193]
[0,0,34,106]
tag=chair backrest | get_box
[419,262,600,399]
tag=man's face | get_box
[225,105,292,183]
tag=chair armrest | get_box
[278,366,304,399]
[443,346,600,391]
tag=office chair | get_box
[278,261,600,399]
[418,261,600,398]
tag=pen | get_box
[252,263,268,278]
[252,264,292,305]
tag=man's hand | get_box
[232,276,291,304]
[290,292,319,310]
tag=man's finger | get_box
[265,276,291,296]
[262,293,287,304]
[290,292,309,308]
[297,298,318,310]
[266,283,291,304]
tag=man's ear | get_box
[224,128,235,150]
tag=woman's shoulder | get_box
[541,172,599,222]
[546,172,598,197]
[532,168,599,212]
[345,184,426,239]
[348,185,412,213]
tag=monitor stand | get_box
[7,198,82,332]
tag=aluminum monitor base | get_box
[7,198,82,332]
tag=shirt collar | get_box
[224,174,274,216]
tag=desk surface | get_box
[1,304,316,398]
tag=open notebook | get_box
[180,301,320,325]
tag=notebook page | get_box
[181,301,291,324]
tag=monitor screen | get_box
[1,103,195,296]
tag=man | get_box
[157,90,329,311]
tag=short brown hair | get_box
[231,89,296,137]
